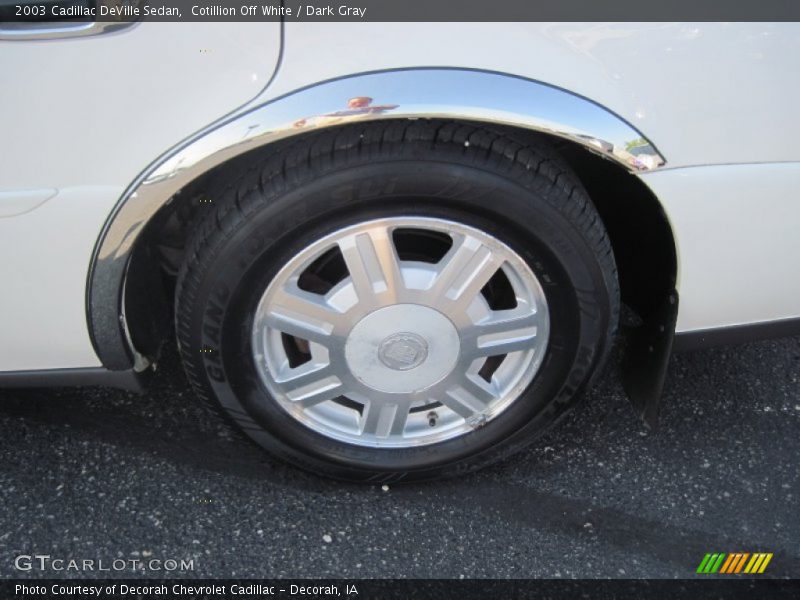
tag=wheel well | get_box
[123,120,677,362]
[554,140,677,321]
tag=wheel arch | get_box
[86,68,672,373]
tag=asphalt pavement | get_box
[0,337,798,579]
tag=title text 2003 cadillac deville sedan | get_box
[1,21,798,481]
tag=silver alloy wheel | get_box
[251,217,550,448]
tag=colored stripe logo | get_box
[696,553,773,574]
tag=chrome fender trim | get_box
[88,68,666,369]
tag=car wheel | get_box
[175,122,619,482]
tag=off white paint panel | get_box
[0,187,120,370]
[641,163,800,333]
[0,22,279,370]
[270,22,800,168]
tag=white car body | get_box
[1,22,798,381]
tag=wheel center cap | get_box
[378,332,429,371]
[344,304,460,394]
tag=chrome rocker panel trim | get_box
[0,367,147,393]
[88,67,666,369]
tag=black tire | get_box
[175,121,619,483]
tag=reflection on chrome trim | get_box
[0,21,135,41]
[88,68,666,369]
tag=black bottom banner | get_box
[3,579,800,600]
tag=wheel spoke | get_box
[440,378,497,420]
[360,401,409,438]
[430,234,502,309]
[279,364,342,408]
[338,227,403,305]
[266,285,341,344]
[465,308,539,358]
